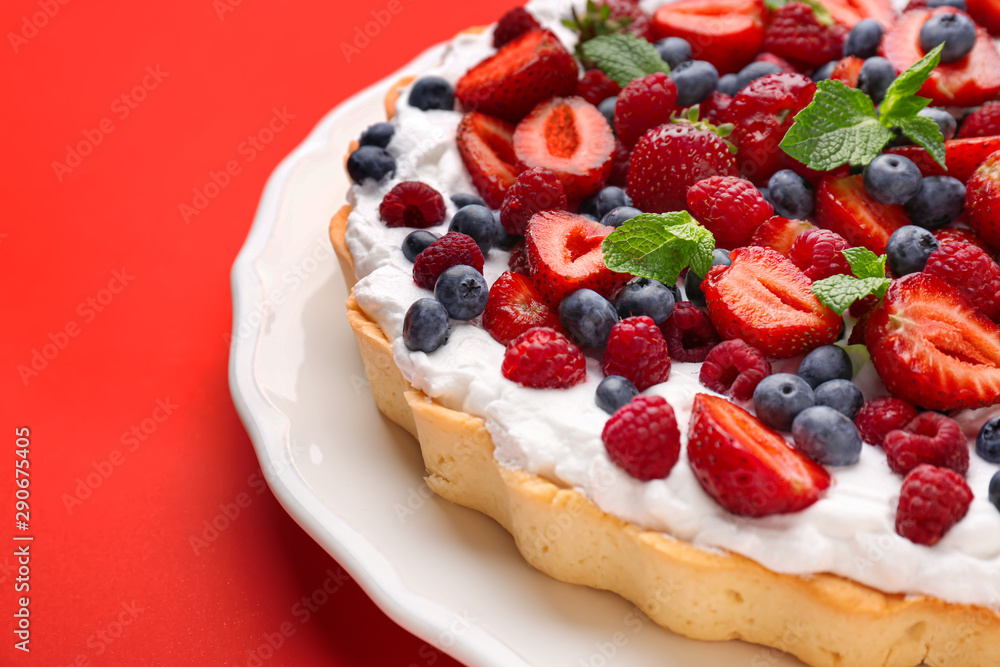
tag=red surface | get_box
[1,0,516,664]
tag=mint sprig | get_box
[579,33,670,87]
[780,44,946,171]
[601,212,714,285]
[811,247,891,315]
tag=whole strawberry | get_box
[763,2,848,67]
[602,316,672,391]
[614,72,679,148]
[602,395,681,481]
[966,149,1000,252]
[957,101,1000,139]
[627,121,738,213]
[501,327,587,389]
[686,175,773,249]
[896,464,973,546]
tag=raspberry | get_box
[602,316,672,391]
[412,232,484,289]
[933,226,995,259]
[699,339,771,401]
[847,311,869,346]
[853,396,919,446]
[500,167,568,235]
[659,302,721,362]
[895,464,973,546]
[686,176,774,249]
[508,240,531,275]
[493,6,540,48]
[788,228,853,281]
[957,101,1000,139]
[608,138,631,188]
[501,327,587,389]
[614,72,678,148]
[379,181,446,228]
[923,241,1000,322]
[694,91,731,126]
[763,2,848,67]
[598,0,655,41]
[848,294,878,319]
[884,412,970,476]
[601,395,681,481]
[577,69,621,106]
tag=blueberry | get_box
[601,206,642,228]
[812,60,838,83]
[655,37,692,69]
[813,379,865,419]
[491,209,520,251]
[403,298,450,352]
[918,107,957,141]
[670,60,719,106]
[684,248,733,307]
[347,145,396,184]
[593,186,633,220]
[558,289,619,348]
[990,471,1000,512]
[792,406,863,466]
[886,225,940,275]
[863,154,923,205]
[735,61,784,93]
[717,73,741,96]
[615,277,676,324]
[596,376,640,414]
[757,186,772,207]
[928,0,966,9]
[976,416,1000,463]
[753,373,816,431]
[408,76,455,111]
[580,212,600,222]
[904,176,966,228]
[768,169,814,219]
[797,345,853,389]
[844,19,883,59]
[433,265,489,320]
[920,12,976,64]
[451,193,486,209]
[858,57,896,105]
[449,205,496,255]
[598,96,617,128]
[359,122,394,148]
[402,230,439,262]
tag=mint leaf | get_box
[896,115,947,169]
[842,247,886,280]
[812,275,891,315]
[879,44,943,123]
[764,0,834,25]
[780,80,893,170]
[601,212,715,285]
[579,34,669,87]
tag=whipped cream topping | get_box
[344,0,1000,609]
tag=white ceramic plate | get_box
[228,43,805,667]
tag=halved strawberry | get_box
[513,96,615,202]
[865,273,1000,410]
[967,0,1000,35]
[455,29,578,123]
[702,246,842,357]
[652,0,765,74]
[881,8,1000,108]
[750,215,817,255]
[482,271,563,345]
[821,0,897,28]
[456,112,520,208]
[830,56,865,87]
[815,174,908,254]
[966,149,1000,251]
[525,210,629,304]
[886,136,1000,183]
[687,393,831,517]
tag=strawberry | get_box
[886,136,1000,184]
[513,96,615,202]
[819,0,897,27]
[829,56,864,87]
[865,272,1000,410]
[455,29,578,123]
[576,69,621,106]
[702,246,842,357]
[652,0,766,74]
[482,271,563,346]
[687,393,831,517]
[726,73,816,186]
[750,215,817,255]
[456,112,519,208]
[881,8,1000,108]
[525,210,627,304]
[814,175,908,254]
[627,122,739,213]
[967,0,1000,35]
[956,101,1000,139]
[763,2,849,67]
[966,149,1000,251]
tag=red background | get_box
[2,0,515,664]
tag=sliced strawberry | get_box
[702,246,842,357]
[456,112,520,208]
[829,56,865,87]
[881,8,1000,108]
[966,149,1000,252]
[750,215,817,255]
[652,0,765,74]
[865,273,1000,410]
[820,0,897,27]
[525,210,628,304]
[815,174,908,254]
[687,393,831,517]
[967,0,1000,35]
[886,136,1000,183]
[455,29,578,123]
[482,271,562,345]
[513,96,615,202]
